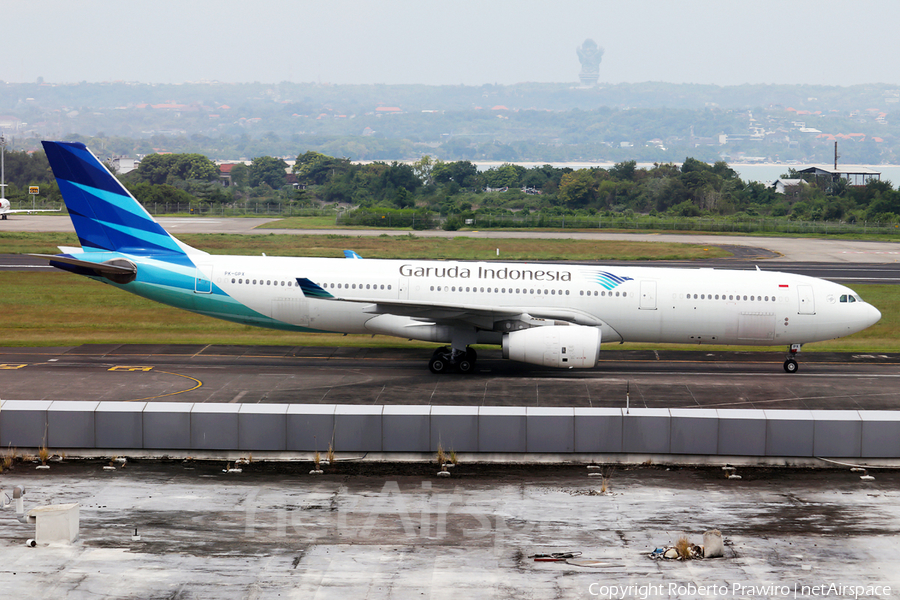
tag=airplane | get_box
[34,140,881,374]
[0,196,62,219]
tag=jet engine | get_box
[502,325,601,368]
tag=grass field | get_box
[1,271,894,353]
[0,231,731,261]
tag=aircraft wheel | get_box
[784,359,799,373]
[456,359,474,374]
[1,215,6,220]
[429,356,449,374]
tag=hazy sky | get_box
[3,0,899,86]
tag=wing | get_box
[295,278,603,330]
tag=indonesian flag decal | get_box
[779,284,790,288]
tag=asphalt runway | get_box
[2,344,899,410]
[5,214,900,262]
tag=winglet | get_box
[343,250,363,259]
[296,278,335,299]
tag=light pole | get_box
[0,134,6,201]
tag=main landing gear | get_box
[429,346,478,374]
[783,344,802,373]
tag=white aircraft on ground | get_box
[34,141,881,374]
[0,196,61,219]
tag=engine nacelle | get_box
[502,325,601,368]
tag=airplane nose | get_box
[866,303,882,328]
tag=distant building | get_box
[0,115,21,131]
[771,178,805,202]
[218,163,237,186]
[110,156,138,175]
[797,165,880,187]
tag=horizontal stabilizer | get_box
[343,250,363,259]
[30,253,136,276]
[32,252,137,284]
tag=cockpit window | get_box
[840,294,862,303]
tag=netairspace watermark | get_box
[587,582,893,599]
[242,480,535,545]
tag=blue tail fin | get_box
[42,141,198,262]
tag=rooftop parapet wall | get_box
[0,401,896,459]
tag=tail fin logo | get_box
[42,141,190,260]
[589,270,634,290]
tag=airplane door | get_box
[639,280,657,310]
[194,265,212,294]
[398,277,410,300]
[797,285,815,315]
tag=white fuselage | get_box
[193,256,880,348]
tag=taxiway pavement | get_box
[2,345,898,411]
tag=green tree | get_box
[557,169,597,207]
[293,151,350,185]
[432,161,479,188]
[609,160,637,181]
[135,153,218,185]
[249,156,289,188]
[229,163,250,188]
[412,155,435,185]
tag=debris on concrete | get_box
[650,542,704,560]
[530,551,582,562]
[703,529,724,558]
